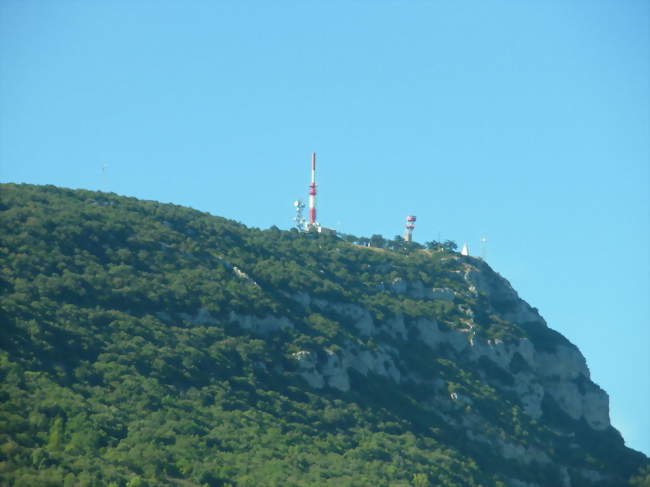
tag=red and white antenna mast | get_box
[404,215,416,242]
[308,152,318,228]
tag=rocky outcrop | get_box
[282,259,612,436]
[463,258,542,325]
[292,343,401,392]
[285,304,611,433]
[219,257,613,479]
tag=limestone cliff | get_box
[223,256,626,486]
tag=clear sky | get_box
[1,0,648,455]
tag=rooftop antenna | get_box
[293,199,306,231]
[404,215,416,242]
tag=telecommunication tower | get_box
[404,215,416,242]
[308,152,318,229]
[293,200,306,230]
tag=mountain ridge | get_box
[0,183,647,487]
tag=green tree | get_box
[412,472,429,487]
[47,417,64,450]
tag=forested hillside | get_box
[0,184,647,487]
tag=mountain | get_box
[0,183,647,487]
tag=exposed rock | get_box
[582,384,610,431]
[232,265,260,287]
[536,345,589,380]
[229,311,293,334]
[384,313,407,340]
[291,341,402,392]
[311,298,376,337]
[292,351,325,389]
[576,468,607,484]
[282,260,613,436]
[390,278,455,302]
[322,350,350,391]
[287,294,610,435]
[413,317,470,353]
[512,372,544,418]
[463,260,541,325]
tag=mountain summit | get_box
[1,184,647,487]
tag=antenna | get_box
[480,236,487,260]
[308,152,318,229]
[404,215,416,242]
[293,199,306,230]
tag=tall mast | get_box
[309,152,317,227]
[404,215,416,242]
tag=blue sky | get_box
[1,0,648,455]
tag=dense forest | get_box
[0,183,647,487]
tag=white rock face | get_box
[282,261,613,434]
[463,261,541,325]
[499,439,551,465]
[547,381,584,421]
[384,313,407,340]
[312,298,376,337]
[322,351,350,391]
[536,346,589,380]
[512,372,545,418]
[467,334,609,429]
[292,351,325,389]
[466,425,552,470]
[583,385,610,430]
[291,342,401,392]
[467,338,545,417]
[413,318,444,350]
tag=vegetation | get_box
[0,183,646,486]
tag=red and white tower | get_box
[308,152,318,228]
[404,215,416,242]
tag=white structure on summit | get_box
[461,243,469,256]
[404,215,416,242]
[293,199,306,230]
[295,152,336,234]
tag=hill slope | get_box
[0,183,647,487]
